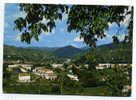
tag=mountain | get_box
[52,45,85,58]
[74,43,132,64]
[80,46,90,50]
[28,47,58,53]
[4,42,132,60]
[98,42,132,49]
[28,45,87,58]
[3,45,86,59]
[3,45,54,62]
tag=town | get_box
[4,57,132,96]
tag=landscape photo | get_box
[3,3,133,96]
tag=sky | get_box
[4,3,130,48]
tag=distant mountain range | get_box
[28,45,86,58]
[4,42,132,58]
[97,43,132,49]
[52,45,85,58]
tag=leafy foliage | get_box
[14,4,68,44]
[14,4,133,47]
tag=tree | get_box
[103,64,130,96]
[14,4,133,47]
[84,50,98,69]
[57,70,67,94]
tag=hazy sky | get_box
[4,3,129,48]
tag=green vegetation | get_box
[14,4,133,47]
[3,42,132,96]
[74,43,132,65]
[3,4,133,96]
[3,45,64,64]
[3,64,131,96]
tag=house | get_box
[21,64,32,71]
[33,67,57,80]
[8,64,20,71]
[51,64,63,69]
[8,64,20,68]
[16,60,22,63]
[100,76,107,82]
[110,64,115,68]
[8,64,32,72]
[118,64,128,67]
[69,69,72,73]
[33,67,53,73]
[67,65,73,69]
[65,59,71,64]
[98,63,111,68]
[122,85,131,93]
[95,65,105,70]
[96,63,130,69]
[76,65,82,69]
[18,73,31,82]
[8,56,11,58]
[126,76,130,80]
[84,64,89,69]
[67,74,79,81]
[20,68,28,72]
[19,64,32,72]
[33,67,53,75]
[111,64,131,68]
[124,71,129,75]
[101,78,106,82]
[45,73,57,80]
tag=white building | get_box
[110,64,115,68]
[8,64,20,71]
[45,73,57,80]
[98,63,111,68]
[8,64,19,68]
[20,64,32,70]
[33,67,53,74]
[20,68,28,72]
[8,64,32,72]
[67,65,73,69]
[96,65,105,70]
[122,85,131,93]
[65,59,71,64]
[51,64,63,69]
[17,60,21,63]
[69,69,72,73]
[18,73,31,82]
[33,67,57,80]
[96,63,130,69]
[84,64,89,69]
[67,74,79,81]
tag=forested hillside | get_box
[3,45,55,63]
[74,43,132,65]
[4,42,132,64]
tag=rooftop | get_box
[47,73,57,76]
[124,85,131,90]
[19,73,30,77]
[37,67,51,71]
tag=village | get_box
[7,59,81,82]
[6,58,132,95]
